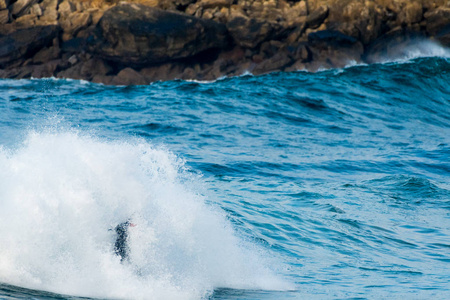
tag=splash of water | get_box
[369,39,450,64]
[0,129,290,299]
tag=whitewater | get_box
[0,43,449,299]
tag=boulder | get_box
[0,9,9,25]
[111,68,147,85]
[226,15,277,48]
[140,63,185,82]
[58,0,76,18]
[82,58,113,77]
[14,13,38,27]
[32,45,61,64]
[39,0,59,23]
[306,5,329,29]
[56,57,112,80]
[91,74,113,85]
[397,1,423,25]
[29,3,43,16]
[30,59,61,78]
[10,0,37,17]
[0,25,60,67]
[327,0,387,44]
[253,51,293,75]
[0,0,11,10]
[60,11,92,41]
[89,3,229,65]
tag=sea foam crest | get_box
[376,39,450,64]
[0,130,290,299]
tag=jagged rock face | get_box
[0,9,9,24]
[0,0,450,84]
[89,3,230,64]
[0,25,59,67]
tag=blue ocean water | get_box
[0,52,449,299]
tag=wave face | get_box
[0,55,449,299]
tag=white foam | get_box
[372,39,450,64]
[0,130,291,299]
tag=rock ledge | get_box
[0,0,449,84]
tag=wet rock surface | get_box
[0,0,449,84]
[90,4,229,65]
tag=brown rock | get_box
[87,8,103,25]
[253,51,293,75]
[0,25,60,67]
[57,57,112,80]
[30,59,61,78]
[111,68,147,85]
[11,0,37,17]
[0,67,22,78]
[15,65,34,79]
[0,0,11,10]
[92,74,114,85]
[56,63,83,80]
[140,63,184,82]
[181,67,197,79]
[14,13,38,27]
[29,3,43,16]
[327,0,387,45]
[32,46,61,64]
[398,1,423,26]
[290,43,312,62]
[285,1,307,25]
[0,9,9,25]
[58,0,76,18]
[40,0,59,22]
[84,58,113,77]
[60,12,92,41]
[306,5,329,29]
[285,59,306,72]
[286,21,307,44]
[90,3,229,65]
[226,15,276,48]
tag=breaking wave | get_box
[0,129,291,299]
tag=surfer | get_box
[114,220,136,262]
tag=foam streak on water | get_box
[0,54,449,299]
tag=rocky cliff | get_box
[0,0,449,84]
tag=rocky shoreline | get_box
[0,0,449,85]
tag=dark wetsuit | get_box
[114,221,130,262]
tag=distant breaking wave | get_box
[373,40,450,64]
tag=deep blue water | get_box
[0,56,449,299]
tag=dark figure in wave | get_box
[114,220,136,262]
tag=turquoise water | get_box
[0,55,449,299]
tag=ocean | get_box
[0,43,449,299]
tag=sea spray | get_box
[365,39,450,65]
[0,129,290,299]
